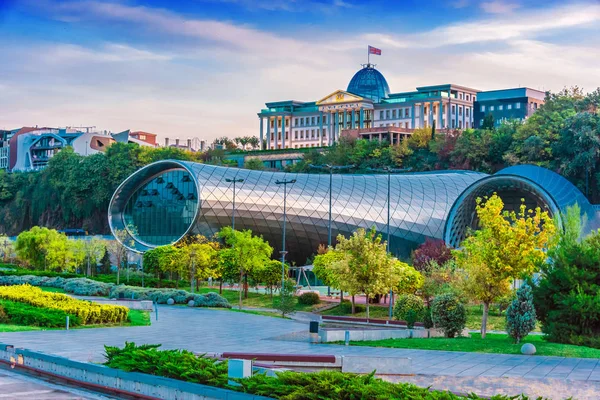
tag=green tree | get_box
[506,283,536,344]
[454,194,557,338]
[218,227,273,310]
[184,242,219,291]
[481,114,495,130]
[244,158,265,171]
[15,227,64,269]
[273,278,296,317]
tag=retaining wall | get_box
[0,344,269,400]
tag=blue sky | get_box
[0,0,598,140]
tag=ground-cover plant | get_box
[109,285,230,308]
[0,285,128,324]
[0,299,80,327]
[0,275,113,296]
[104,342,547,400]
[431,293,467,338]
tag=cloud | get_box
[480,1,521,14]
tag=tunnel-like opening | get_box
[108,161,201,252]
[444,175,561,249]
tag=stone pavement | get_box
[0,307,598,399]
[0,366,113,399]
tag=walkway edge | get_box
[0,343,269,400]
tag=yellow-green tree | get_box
[454,194,557,338]
[184,242,219,292]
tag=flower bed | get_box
[0,285,128,325]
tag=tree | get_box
[332,228,403,318]
[313,250,346,301]
[481,114,495,130]
[15,227,65,270]
[411,239,452,273]
[533,205,600,347]
[107,229,133,285]
[506,283,536,344]
[255,259,288,298]
[431,293,467,338]
[184,242,219,291]
[218,227,273,310]
[273,278,296,317]
[80,237,106,276]
[244,158,265,171]
[454,194,556,338]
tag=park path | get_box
[0,306,598,399]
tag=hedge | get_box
[0,285,128,325]
[0,275,112,296]
[0,299,80,327]
[109,286,231,308]
[104,342,546,400]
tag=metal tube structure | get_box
[225,178,244,230]
[275,179,296,290]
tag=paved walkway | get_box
[0,307,598,398]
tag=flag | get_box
[368,46,382,55]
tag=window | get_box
[139,134,146,140]
[466,108,470,117]
[311,116,315,125]
[405,108,409,118]
[466,95,470,101]
[480,119,484,126]
[516,103,521,109]
[459,107,462,116]
[386,110,390,119]
[452,105,456,114]
[499,105,503,111]
[294,118,298,126]
[490,106,495,111]
[317,116,320,124]
[459,120,463,129]
[459,93,463,100]
[507,104,512,110]
[392,109,396,119]
[323,115,327,124]
[294,131,298,139]
[481,105,486,112]
[379,111,384,120]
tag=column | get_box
[334,112,339,143]
[420,103,425,128]
[359,108,364,129]
[329,112,334,146]
[319,111,324,147]
[281,115,286,148]
[351,109,356,129]
[342,111,347,133]
[429,101,434,128]
[259,117,264,149]
[260,117,271,150]
[274,116,279,149]
[438,101,443,129]
[447,102,452,129]
[455,104,459,129]
[411,104,415,129]
[462,107,466,129]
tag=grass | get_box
[349,333,600,358]
[227,308,289,319]
[196,287,322,312]
[0,324,45,332]
[466,305,506,331]
[39,287,67,294]
[127,309,151,326]
[321,303,391,319]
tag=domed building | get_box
[257,62,480,152]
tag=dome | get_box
[347,64,390,103]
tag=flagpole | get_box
[367,45,370,65]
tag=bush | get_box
[423,307,434,329]
[411,239,452,273]
[0,299,80,327]
[338,300,364,314]
[393,294,425,327]
[108,286,230,308]
[506,284,536,344]
[431,293,466,338]
[297,292,320,305]
[273,279,296,317]
[0,285,128,325]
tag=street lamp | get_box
[309,164,354,296]
[190,247,196,293]
[225,178,244,229]
[275,178,296,290]
[368,166,412,319]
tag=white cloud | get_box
[480,1,521,14]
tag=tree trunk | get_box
[117,259,121,285]
[481,302,490,339]
[244,274,249,299]
[340,290,344,303]
[219,279,223,294]
[351,295,355,314]
[238,271,243,310]
[366,294,370,319]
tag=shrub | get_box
[411,239,452,273]
[338,300,364,314]
[423,307,434,329]
[431,293,466,338]
[297,292,320,305]
[63,278,113,296]
[393,294,425,327]
[273,279,296,317]
[506,284,536,344]
[0,285,128,325]
[108,286,230,308]
[0,299,80,327]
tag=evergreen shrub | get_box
[431,293,466,338]
[506,284,536,343]
[393,294,425,327]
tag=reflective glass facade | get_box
[347,65,391,103]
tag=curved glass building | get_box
[347,64,391,103]
[109,161,596,262]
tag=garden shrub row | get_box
[0,285,128,325]
[0,275,113,296]
[109,286,230,308]
[104,342,545,400]
[0,299,80,327]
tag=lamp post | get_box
[190,247,196,293]
[275,178,296,290]
[368,167,412,319]
[225,178,244,229]
[309,164,354,296]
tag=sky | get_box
[0,0,599,142]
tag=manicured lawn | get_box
[321,303,391,319]
[0,310,150,332]
[0,324,45,332]
[196,288,321,312]
[127,310,151,326]
[40,287,67,294]
[466,304,506,331]
[227,308,289,319]
[349,333,600,358]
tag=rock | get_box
[187,300,195,307]
[166,298,175,305]
[521,343,536,355]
